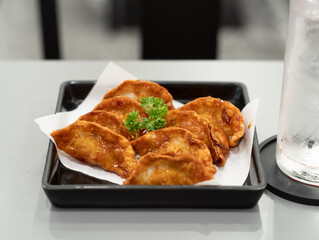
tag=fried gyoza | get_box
[179,97,244,147]
[131,127,216,175]
[103,79,174,110]
[93,96,147,139]
[78,110,131,140]
[124,153,214,185]
[51,120,136,179]
[165,110,228,166]
[93,96,147,121]
[210,125,230,163]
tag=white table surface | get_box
[0,60,318,240]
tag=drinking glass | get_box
[276,0,319,186]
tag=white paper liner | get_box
[35,62,259,186]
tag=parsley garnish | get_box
[123,96,168,132]
[123,110,143,132]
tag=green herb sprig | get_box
[123,96,168,132]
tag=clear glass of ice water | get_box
[276,0,319,186]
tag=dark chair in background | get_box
[38,0,60,59]
[38,0,220,60]
[142,0,220,59]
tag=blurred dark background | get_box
[0,0,288,60]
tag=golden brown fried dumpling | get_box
[131,127,216,175]
[124,153,214,185]
[93,96,148,121]
[210,125,230,164]
[51,120,136,179]
[165,110,228,166]
[78,110,131,140]
[93,97,147,140]
[103,79,174,110]
[179,97,244,147]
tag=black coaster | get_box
[260,136,319,206]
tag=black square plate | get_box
[42,81,266,208]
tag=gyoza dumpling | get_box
[124,153,214,185]
[93,96,147,139]
[179,97,244,147]
[51,120,136,179]
[210,125,230,165]
[93,96,147,121]
[131,127,216,175]
[103,80,174,110]
[165,110,228,166]
[78,110,131,140]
